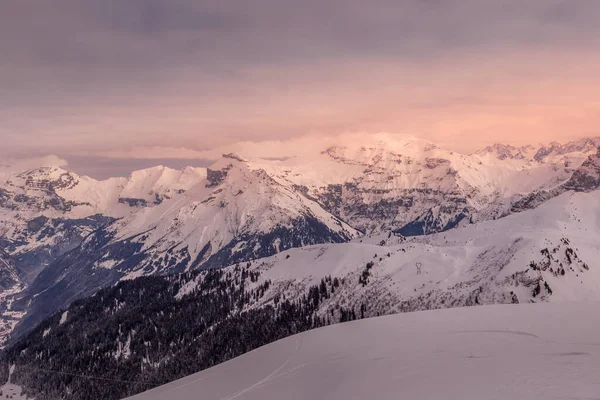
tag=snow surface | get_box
[1,364,28,399]
[59,310,68,325]
[129,301,600,400]
[0,383,27,400]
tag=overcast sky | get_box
[2,0,600,177]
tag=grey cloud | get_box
[5,1,600,72]
[1,0,600,159]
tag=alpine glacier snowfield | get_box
[129,302,600,400]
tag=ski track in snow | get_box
[219,334,304,400]
[171,371,219,393]
[453,329,541,339]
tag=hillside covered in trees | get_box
[0,265,361,400]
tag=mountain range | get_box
[2,134,600,399]
[1,134,599,343]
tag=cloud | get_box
[96,135,352,160]
[90,129,588,164]
[0,155,69,177]
[96,133,437,160]
[99,146,215,160]
[1,0,600,159]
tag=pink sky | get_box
[1,1,599,173]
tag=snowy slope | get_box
[0,383,26,400]
[129,301,600,400]
[169,188,600,323]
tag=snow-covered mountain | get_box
[0,164,205,216]
[107,154,358,273]
[5,184,600,399]
[7,154,359,338]
[476,136,600,164]
[0,165,207,342]
[512,147,600,212]
[160,188,600,320]
[0,134,599,344]
[0,164,207,273]
[129,301,600,400]
[250,133,591,234]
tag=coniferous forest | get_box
[0,265,360,400]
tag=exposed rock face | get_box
[118,198,148,207]
[479,144,528,160]
[0,248,21,292]
[206,165,231,187]
[534,142,563,162]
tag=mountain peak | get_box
[19,165,72,178]
[477,143,527,160]
[13,166,80,192]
